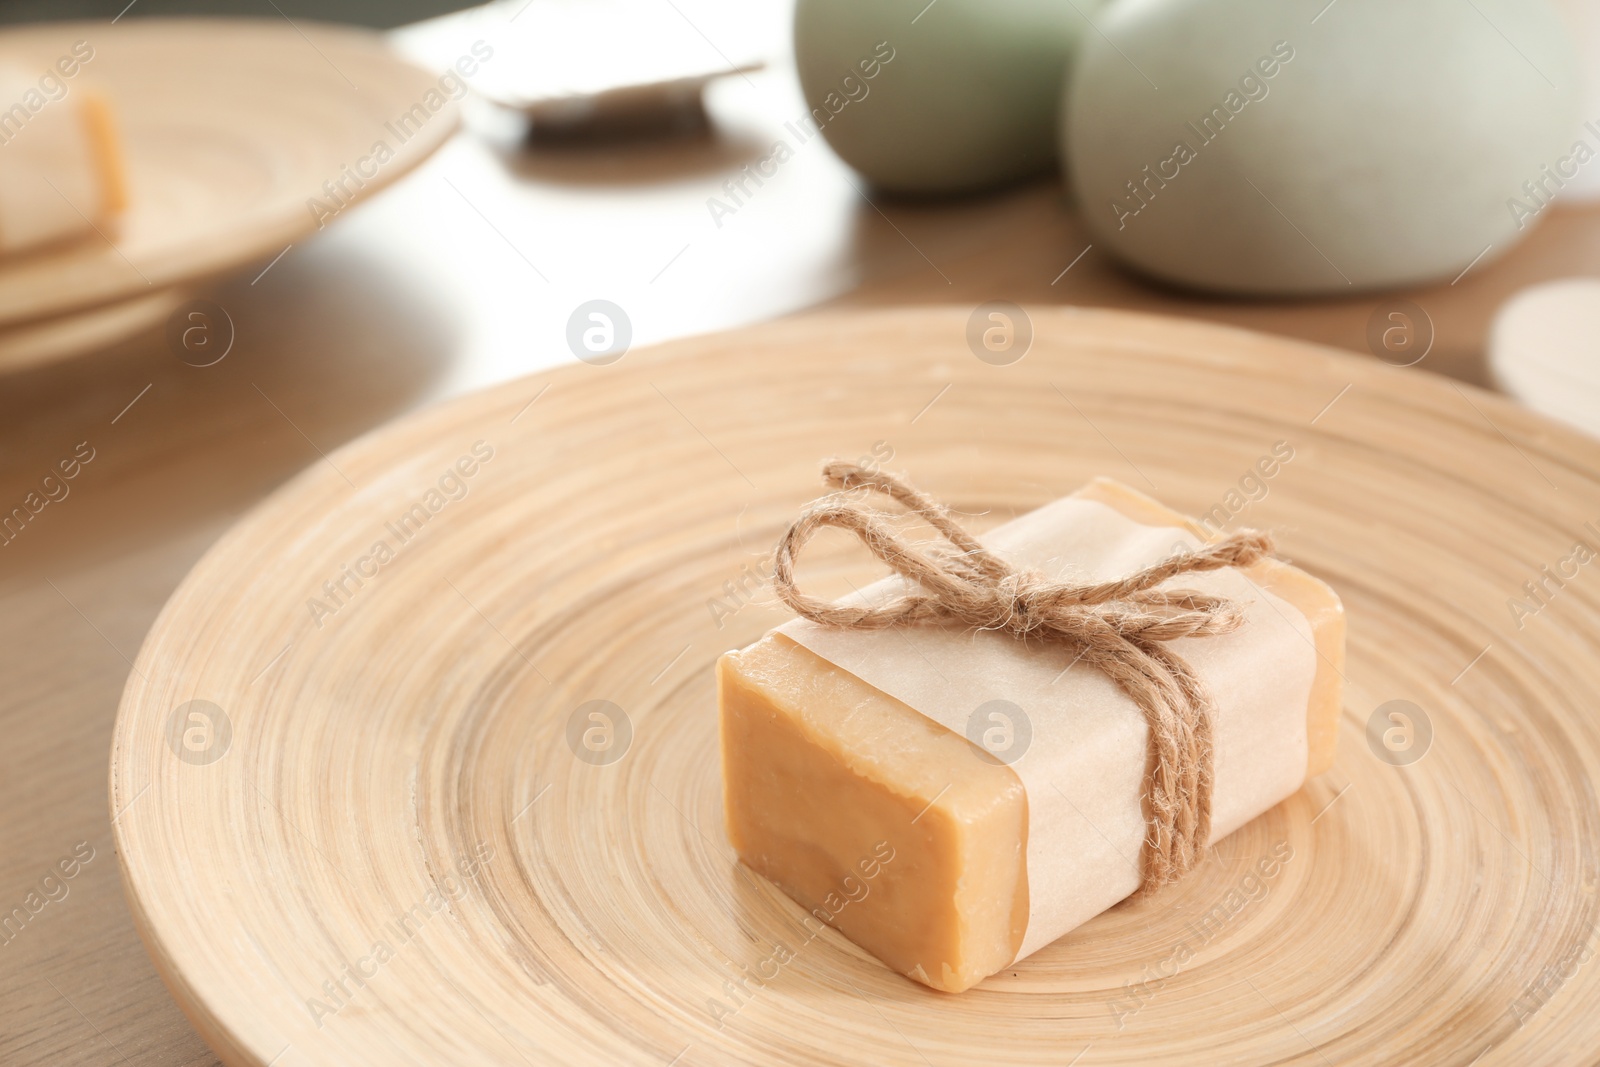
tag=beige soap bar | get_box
[718,478,1344,992]
[0,65,127,256]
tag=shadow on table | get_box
[493,126,771,188]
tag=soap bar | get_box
[0,65,127,257]
[718,478,1343,992]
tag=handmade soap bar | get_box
[719,477,1343,992]
[0,65,127,256]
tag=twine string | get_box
[771,460,1274,888]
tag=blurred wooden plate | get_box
[0,287,184,371]
[0,19,457,333]
[111,308,1600,1065]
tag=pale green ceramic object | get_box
[1064,0,1583,295]
[795,0,1108,194]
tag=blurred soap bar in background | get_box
[0,57,126,256]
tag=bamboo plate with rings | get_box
[110,307,1600,1066]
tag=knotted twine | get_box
[771,461,1275,890]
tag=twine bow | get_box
[772,461,1275,889]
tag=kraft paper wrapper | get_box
[779,495,1317,962]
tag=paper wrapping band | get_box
[779,494,1317,961]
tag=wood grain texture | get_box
[108,308,1600,1066]
[0,19,456,330]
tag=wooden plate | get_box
[0,20,456,330]
[110,308,1600,1066]
[0,287,185,371]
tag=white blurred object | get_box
[1555,0,1600,200]
[393,0,777,134]
[372,0,861,401]
[1489,278,1600,436]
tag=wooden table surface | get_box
[2,9,1598,1066]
